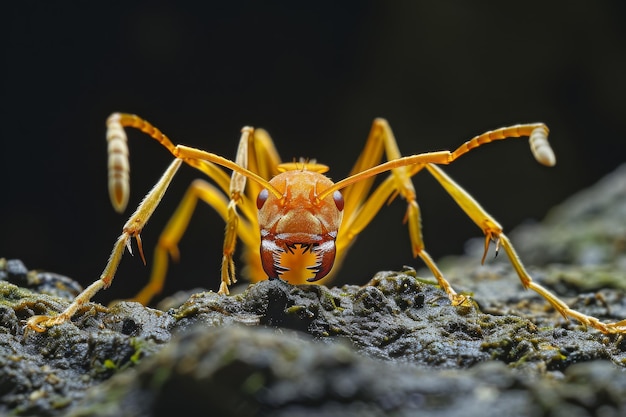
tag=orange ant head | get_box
[256,170,344,283]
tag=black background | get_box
[3,2,625,303]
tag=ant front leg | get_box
[218,127,260,295]
[26,159,183,332]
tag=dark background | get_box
[3,2,625,303]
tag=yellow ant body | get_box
[26,113,626,334]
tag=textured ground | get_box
[1,164,625,417]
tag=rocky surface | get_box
[1,164,625,417]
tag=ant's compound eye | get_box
[257,188,269,209]
[333,190,344,211]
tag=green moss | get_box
[102,359,118,370]
[242,372,266,395]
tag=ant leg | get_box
[26,159,182,332]
[330,119,467,303]
[425,163,626,334]
[129,179,256,304]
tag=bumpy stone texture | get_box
[1,164,625,416]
